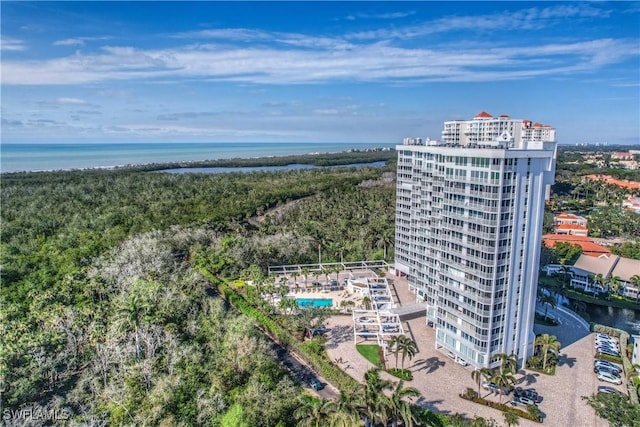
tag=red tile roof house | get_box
[542,234,611,257]
[622,197,640,214]
[583,174,640,191]
[553,213,588,236]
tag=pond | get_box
[580,301,640,336]
[160,161,387,174]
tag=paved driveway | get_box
[325,278,615,427]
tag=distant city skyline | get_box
[1,1,639,145]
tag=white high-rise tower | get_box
[394,111,557,369]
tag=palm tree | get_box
[469,416,491,427]
[397,336,418,369]
[362,369,393,427]
[539,293,556,321]
[278,297,299,317]
[608,275,622,299]
[535,333,561,371]
[376,228,394,260]
[471,367,492,396]
[592,273,605,296]
[503,409,520,427]
[331,264,342,284]
[387,335,402,369]
[325,389,363,427]
[387,380,420,427]
[294,394,330,427]
[630,274,640,303]
[362,295,372,310]
[279,275,289,290]
[495,353,517,375]
[560,263,572,287]
[301,267,311,288]
[491,370,516,404]
[322,266,330,289]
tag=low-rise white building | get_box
[570,254,640,299]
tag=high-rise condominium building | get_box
[394,111,557,369]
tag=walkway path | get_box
[325,274,611,427]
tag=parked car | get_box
[510,396,537,407]
[594,359,622,373]
[595,337,618,345]
[358,317,375,324]
[596,348,621,357]
[595,339,617,346]
[596,345,620,356]
[595,338,618,348]
[482,381,510,395]
[595,340,618,348]
[594,366,621,378]
[309,379,325,391]
[598,386,623,395]
[514,388,542,403]
[595,343,619,352]
[597,371,623,385]
[596,333,615,340]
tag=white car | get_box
[597,371,622,385]
[358,317,375,323]
[510,396,537,407]
[593,338,618,347]
[596,333,614,340]
[594,342,619,351]
[594,360,622,373]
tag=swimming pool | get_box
[296,298,333,308]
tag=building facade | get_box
[394,112,557,369]
[553,213,588,236]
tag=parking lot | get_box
[325,274,615,427]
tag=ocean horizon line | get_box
[1,141,394,174]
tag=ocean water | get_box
[0,142,387,173]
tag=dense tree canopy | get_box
[0,156,398,424]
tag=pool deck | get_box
[285,289,364,309]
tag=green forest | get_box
[0,153,408,426]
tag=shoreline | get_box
[1,146,395,175]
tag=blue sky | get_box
[1,1,639,145]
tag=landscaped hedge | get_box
[387,368,413,381]
[198,267,360,392]
[594,352,623,364]
[459,394,543,423]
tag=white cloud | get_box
[56,97,88,105]
[347,4,612,40]
[1,36,26,51]
[2,36,636,86]
[54,38,85,46]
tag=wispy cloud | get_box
[174,28,354,50]
[56,97,88,105]
[53,36,112,46]
[345,11,416,21]
[347,4,610,40]
[3,35,635,86]
[54,38,86,46]
[1,36,26,51]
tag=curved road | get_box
[262,329,339,400]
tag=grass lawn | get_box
[356,344,382,367]
[566,289,640,310]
